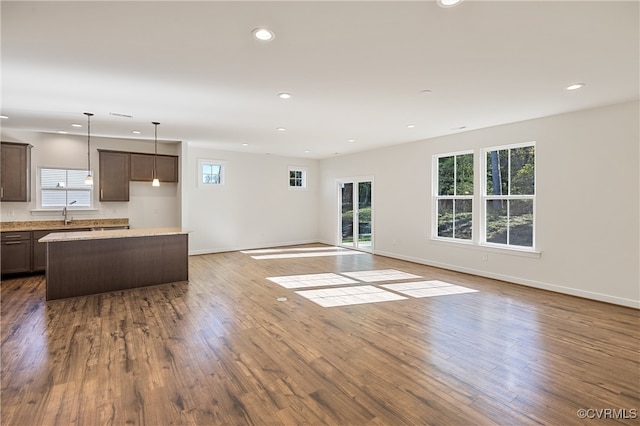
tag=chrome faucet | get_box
[63,201,76,225]
[62,207,71,225]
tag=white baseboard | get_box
[374,249,640,309]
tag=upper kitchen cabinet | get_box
[0,142,32,202]
[99,150,130,201]
[130,153,178,183]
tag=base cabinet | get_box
[1,232,32,274]
[2,228,93,275]
[32,230,49,272]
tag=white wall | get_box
[182,143,319,254]
[319,101,640,308]
[0,129,180,229]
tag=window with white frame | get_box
[434,152,473,240]
[483,143,535,248]
[40,167,92,208]
[198,159,226,187]
[288,166,307,189]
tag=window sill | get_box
[31,208,100,216]
[429,237,541,259]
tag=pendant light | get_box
[152,121,160,187]
[84,112,94,185]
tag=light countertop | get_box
[39,227,187,243]
[1,218,130,232]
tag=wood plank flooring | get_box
[1,245,639,425]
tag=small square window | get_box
[288,167,307,189]
[198,159,226,187]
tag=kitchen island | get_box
[40,227,188,300]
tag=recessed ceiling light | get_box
[437,0,463,7]
[348,139,355,143]
[57,130,68,134]
[278,93,291,99]
[0,115,8,119]
[566,83,585,91]
[419,89,432,94]
[277,127,286,131]
[253,28,274,41]
[304,150,310,153]
[407,124,416,128]
[132,130,141,135]
[71,123,82,128]
[242,143,249,146]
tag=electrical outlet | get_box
[481,254,489,261]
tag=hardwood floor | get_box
[1,246,639,425]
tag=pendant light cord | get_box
[84,112,93,176]
[152,122,160,180]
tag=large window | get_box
[432,142,536,251]
[40,167,92,208]
[483,143,535,248]
[434,152,473,241]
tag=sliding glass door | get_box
[339,179,373,252]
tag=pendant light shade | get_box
[152,121,160,187]
[84,112,94,185]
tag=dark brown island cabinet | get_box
[41,228,188,300]
[1,142,32,202]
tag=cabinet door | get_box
[1,142,32,202]
[130,154,154,181]
[32,230,50,272]
[130,153,178,183]
[99,151,130,201]
[157,155,178,182]
[1,240,32,274]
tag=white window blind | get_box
[40,168,92,208]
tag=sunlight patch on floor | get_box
[341,269,422,282]
[267,273,359,289]
[296,285,407,307]
[380,281,478,298]
[251,250,365,260]
[242,247,348,254]
[260,255,479,307]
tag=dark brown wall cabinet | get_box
[99,150,130,201]
[1,142,32,202]
[1,232,32,274]
[130,153,179,183]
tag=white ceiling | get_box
[2,1,638,159]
